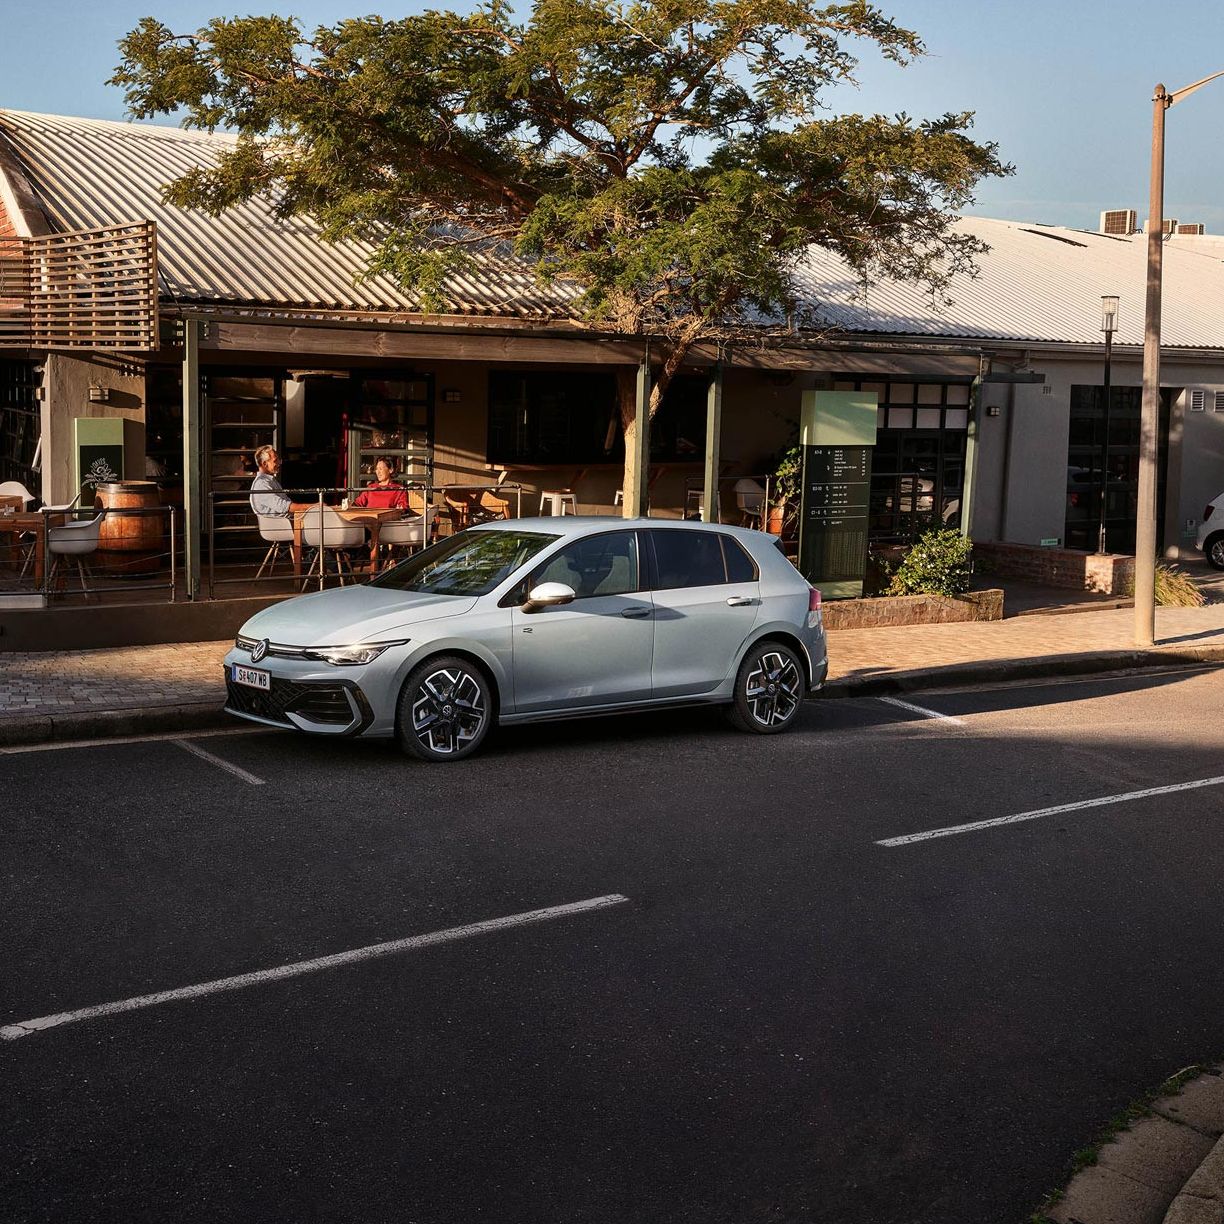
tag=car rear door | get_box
[646,528,761,698]
[509,529,654,713]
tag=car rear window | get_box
[370,529,558,596]
[649,528,757,588]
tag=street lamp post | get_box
[1097,295,1119,555]
[1137,72,1224,646]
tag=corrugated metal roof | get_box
[4,111,1224,349]
[791,216,1224,349]
[0,110,581,319]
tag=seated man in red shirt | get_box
[352,458,408,510]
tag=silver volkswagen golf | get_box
[223,517,827,761]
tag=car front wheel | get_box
[397,655,493,762]
[1206,533,1224,571]
[727,641,805,734]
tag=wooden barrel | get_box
[94,481,167,575]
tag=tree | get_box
[113,1,1010,511]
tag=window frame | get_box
[500,528,644,606]
[644,527,759,591]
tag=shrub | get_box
[887,528,973,597]
[1123,563,1205,608]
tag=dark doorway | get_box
[1064,385,1172,553]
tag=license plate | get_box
[232,664,271,691]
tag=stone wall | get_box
[822,589,1003,630]
[973,541,1134,594]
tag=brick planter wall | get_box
[973,542,1134,595]
[821,589,1003,630]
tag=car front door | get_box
[647,528,761,698]
[509,530,654,714]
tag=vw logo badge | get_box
[251,638,270,663]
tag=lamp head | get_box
[1101,295,1120,334]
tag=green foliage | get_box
[771,445,802,506]
[886,528,972,596]
[1123,563,1205,608]
[110,1,1011,350]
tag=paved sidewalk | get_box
[4,602,1224,744]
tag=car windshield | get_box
[368,529,559,596]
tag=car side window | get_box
[722,537,757,583]
[648,529,727,589]
[531,531,640,599]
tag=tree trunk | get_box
[615,331,701,518]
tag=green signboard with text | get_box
[797,391,879,599]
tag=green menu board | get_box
[797,391,878,599]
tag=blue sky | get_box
[3,0,1223,232]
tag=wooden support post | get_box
[702,356,724,523]
[961,371,982,542]
[181,318,202,600]
[624,345,651,519]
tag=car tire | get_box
[1206,533,1224,571]
[727,641,805,735]
[397,655,493,762]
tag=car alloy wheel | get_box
[1208,535,1224,571]
[398,655,492,761]
[729,642,804,734]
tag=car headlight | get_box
[304,640,409,666]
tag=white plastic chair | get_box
[47,512,104,594]
[255,513,295,579]
[0,480,35,509]
[18,497,79,581]
[734,478,766,528]
[377,508,437,565]
[301,505,365,587]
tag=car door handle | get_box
[726,595,755,607]
[621,606,652,618]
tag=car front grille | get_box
[225,673,357,729]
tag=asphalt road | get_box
[5,665,1224,1223]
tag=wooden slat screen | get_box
[0,221,158,350]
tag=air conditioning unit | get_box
[1177,222,1206,235]
[1144,218,1180,234]
[1100,209,1138,235]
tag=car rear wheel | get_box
[727,641,805,734]
[1206,533,1224,571]
[397,655,492,762]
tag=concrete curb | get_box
[1041,1067,1224,1224]
[818,643,1224,700]
[3,643,1223,748]
[0,701,229,747]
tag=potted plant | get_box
[768,445,802,535]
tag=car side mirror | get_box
[522,581,576,613]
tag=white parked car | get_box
[1196,493,1224,569]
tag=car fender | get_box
[723,620,819,692]
[390,633,513,711]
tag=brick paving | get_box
[4,603,1224,722]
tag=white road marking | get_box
[878,774,1224,847]
[174,739,265,786]
[876,696,966,725]
[0,726,274,755]
[2,894,631,1042]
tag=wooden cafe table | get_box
[0,511,61,584]
[291,506,407,578]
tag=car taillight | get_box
[807,586,822,627]
[1205,504,1215,522]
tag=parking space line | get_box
[877,774,1224,847]
[876,696,966,726]
[2,894,631,1042]
[174,739,265,786]
[0,727,275,755]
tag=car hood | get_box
[239,586,478,647]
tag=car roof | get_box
[472,516,774,546]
